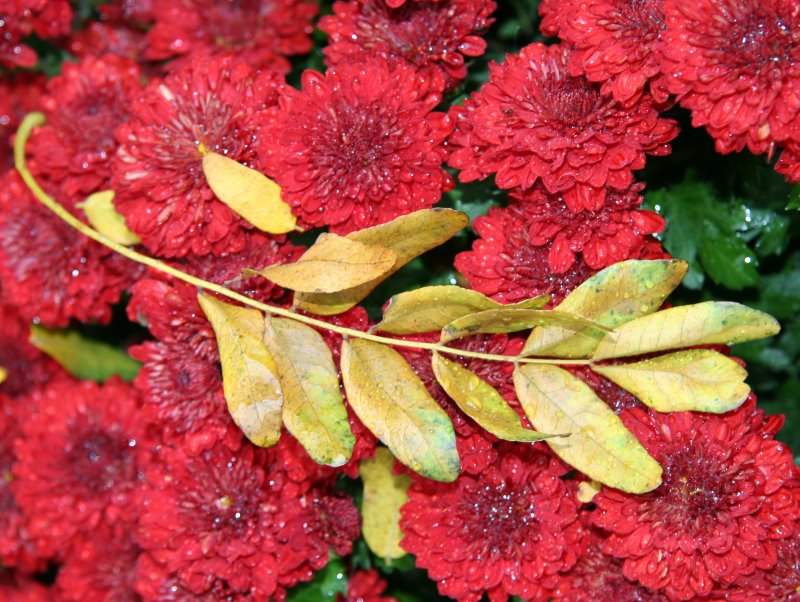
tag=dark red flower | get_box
[112,55,285,257]
[68,4,150,64]
[566,365,643,414]
[384,0,447,6]
[341,570,397,602]
[558,0,669,105]
[28,54,142,201]
[777,141,800,183]
[538,0,562,37]
[0,171,139,327]
[12,378,152,560]
[135,552,240,601]
[724,534,800,601]
[0,572,52,602]
[661,0,800,156]
[511,183,666,273]
[258,57,453,234]
[401,445,582,602]
[0,73,44,172]
[319,0,496,93]
[0,0,72,68]
[593,397,800,600]
[447,43,678,212]
[145,0,317,72]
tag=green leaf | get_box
[787,184,800,210]
[29,326,140,382]
[286,555,348,602]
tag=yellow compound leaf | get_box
[431,353,552,442]
[262,316,355,466]
[257,233,397,293]
[198,293,283,447]
[0,366,6,385]
[341,338,460,482]
[593,301,781,360]
[359,448,411,562]
[202,151,296,234]
[376,285,549,334]
[577,480,601,504]
[295,209,468,315]
[78,190,141,245]
[523,259,688,358]
[514,364,662,494]
[592,350,750,413]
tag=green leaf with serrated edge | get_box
[294,209,468,315]
[523,259,688,358]
[262,316,354,466]
[593,350,749,413]
[593,301,781,360]
[514,364,662,494]
[29,326,140,382]
[341,338,459,482]
[440,308,609,343]
[198,294,283,447]
[431,353,552,442]
[360,448,411,561]
[376,285,549,335]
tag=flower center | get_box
[65,423,137,494]
[717,3,797,69]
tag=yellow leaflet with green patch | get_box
[262,316,355,466]
[257,233,397,293]
[514,364,662,494]
[593,301,781,360]
[78,190,141,246]
[341,338,459,482]
[431,353,551,442]
[592,350,749,413]
[359,448,411,561]
[376,285,549,335]
[523,259,688,358]
[198,294,283,447]
[202,151,296,234]
[295,209,468,315]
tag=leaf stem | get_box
[14,112,592,367]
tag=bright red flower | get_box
[68,4,150,63]
[401,445,582,602]
[558,0,669,105]
[0,171,139,327]
[258,57,453,234]
[145,0,317,72]
[384,0,447,6]
[341,570,397,602]
[661,0,800,156]
[12,378,152,560]
[724,534,800,601]
[0,73,44,172]
[447,43,678,212]
[28,54,142,201]
[0,0,72,68]
[319,0,496,93]
[511,183,666,273]
[593,398,800,600]
[537,0,562,37]
[0,572,52,602]
[135,552,240,601]
[112,55,285,257]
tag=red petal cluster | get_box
[319,0,496,93]
[725,534,800,601]
[342,570,397,602]
[0,73,44,172]
[0,0,72,68]
[258,57,453,234]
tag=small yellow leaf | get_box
[198,294,283,447]
[202,151,296,234]
[341,338,460,482]
[592,350,750,413]
[514,364,662,493]
[440,308,609,343]
[577,480,601,503]
[0,366,6,385]
[295,209,468,315]
[376,286,549,335]
[78,190,141,245]
[431,353,551,442]
[258,233,397,293]
[593,301,781,360]
[359,448,411,561]
[262,316,355,466]
[523,259,688,358]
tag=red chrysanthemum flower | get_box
[566,365,643,414]
[112,55,285,257]
[135,552,238,601]
[258,57,453,234]
[724,534,800,601]
[447,43,678,212]
[537,0,562,37]
[68,5,150,71]
[777,140,800,183]
[558,0,669,105]
[319,0,496,93]
[593,397,800,600]
[341,570,397,602]
[0,73,44,172]
[0,572,52,602]
[138,442,280,601]
[27,54,142,201]
[511,183,666,273]
[383,0,447,6]
[401,445,582,602]
[661,0,800,156]
[145,0,317,72]
[0,171,139,327]
[0,0,72,68]
[12,378,152,560]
